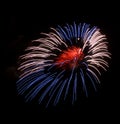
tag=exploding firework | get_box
[16,22,111,107]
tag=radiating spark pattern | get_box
[16,22,111,107]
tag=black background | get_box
[1,6,119,123]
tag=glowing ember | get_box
[55,46,84,69]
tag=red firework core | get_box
[55,46,84,69]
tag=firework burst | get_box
[16,22,111,107]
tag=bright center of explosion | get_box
[55,46,84,69]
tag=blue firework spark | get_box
[16,22,111,107]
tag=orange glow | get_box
[55,46,84,69]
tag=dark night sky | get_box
[1,11,119,122]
